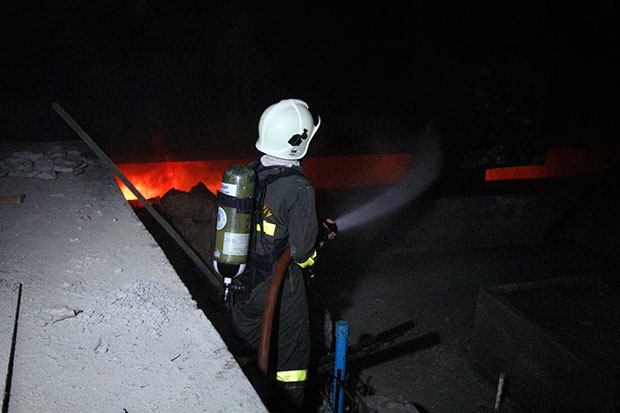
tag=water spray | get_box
[334,135,444,232]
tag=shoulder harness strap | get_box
[250,161,304,257]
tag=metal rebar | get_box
[2,283,23,413]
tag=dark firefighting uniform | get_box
[231,160,318,409]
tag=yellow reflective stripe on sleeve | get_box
[296,250,317,269]
[263,221,276,236]
[276,369,308,382]
[256,221,276,236]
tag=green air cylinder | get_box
[213,164,256,289]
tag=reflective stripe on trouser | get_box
[276,369,308,382]
[231,264,311,381]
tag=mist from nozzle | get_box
[334,136,444,232]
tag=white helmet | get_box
[256,99,321,160]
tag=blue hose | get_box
[332,320,349,413]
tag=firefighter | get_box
[231,99,335,411]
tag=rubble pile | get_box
[0,146,89,179]
[158,182,218,263]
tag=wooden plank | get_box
[0,196,24,204]
[51,103,221,292]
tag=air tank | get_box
[213,164,256,301]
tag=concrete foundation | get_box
[471,275,620,412]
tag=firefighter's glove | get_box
[316,218,337,249]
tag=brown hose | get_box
[257,247,292,373]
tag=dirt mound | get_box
[158,182,218,263]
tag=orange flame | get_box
[116,154,413,201]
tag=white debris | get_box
[40,305,83,325]
[36,170,58,180]
[47,146,67,159]
[0,146,89,180]
[0,157,33,173]
[34,159,54,171]
[8,168,38,178]
[13,151,44,161]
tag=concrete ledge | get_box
[0,142,266,412]
[471,275,620,412]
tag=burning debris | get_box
[0,146,89,179]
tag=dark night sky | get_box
[2,1,619,163]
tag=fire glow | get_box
[115,146,618,201]
[485,146,619,181]
[115,154,414,201]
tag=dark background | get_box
[2,4,619,411]
[3,1,619,167]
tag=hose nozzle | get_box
[317,219,338,248]
[322,220,338,237]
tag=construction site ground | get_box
[135,164,619,412]
[2,140,618,412]
[310,181,618,412]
